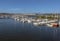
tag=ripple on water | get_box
[0,19,60,41]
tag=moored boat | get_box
[46,23,59,27]
[46,23,53,27]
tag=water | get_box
[0,19,60,41]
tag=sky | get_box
[0,0,60,13]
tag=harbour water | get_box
[0,19,60,41]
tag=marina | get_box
[0,13,59,28]
[0,13,60,41]
[13,17,59,28]
[0,0,60,41]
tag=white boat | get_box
[14,18,20,21]
[27,20,31,23]
[39,21,47,24]
[46,23,53,27]
[46,23,59,27]
[14,18,17,20]
[20,19,25,23]
[59,21,60,26]
[47,20,57,23]
[39,20,48,24]
[33,21,40,26]
[33,23,38,25]
[59,21,60,24]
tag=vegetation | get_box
[36,15,59,20]
[36,16,46,19]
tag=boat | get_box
[46,23,53,27]
[57,21,60,27]
[33,21,40,26]
[14,18,17,20]
[16,18,20,21]
[39,20,48,25]
[27,20,31,23]
[46,23,59,27]
[33,22,38,26]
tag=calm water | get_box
[0,19,60,41]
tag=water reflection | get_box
[0,19,60,41]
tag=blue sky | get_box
[0,0,60,13]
